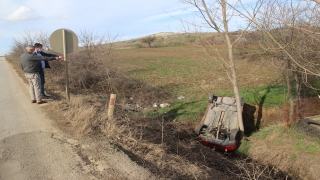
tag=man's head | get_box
[33,43,43,52]
[26,45,34,52]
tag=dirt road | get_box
[0,57,155,180]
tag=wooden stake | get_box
[108,94,116,119]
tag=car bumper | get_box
[199,134,237,151]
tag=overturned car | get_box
[194,95,244,152]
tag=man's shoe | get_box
[42,95,51,99]
[37,100,47,104]
[31,100,36,103]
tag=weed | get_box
[289,153,297,161]
[295,139,320,154]
[237,140,252,155]
[253,126,279,140]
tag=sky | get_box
[0,0,198,55]
[0,0,258,56]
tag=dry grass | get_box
[44,96,213,179]
[39,91,288,179]
[8,26,320,179]
[111,46,278,99]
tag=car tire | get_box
[230,128,239,141]
[208,94,218,104]
[195,124,207,135]
[208,94,214,103]
[296,118,320,138]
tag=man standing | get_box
[34,43,57,99]
[20,45,62,104]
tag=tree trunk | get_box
[294,70,301,119]
[226,41,244,137]
[222,0,244,138]
[285,60,294,124]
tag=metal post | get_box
[62,29,70,100]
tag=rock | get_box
[178,96,185,99]
[160,103,170,108]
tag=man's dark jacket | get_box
[20,52,56,73]
[39,51,58,68]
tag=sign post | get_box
[62,29,70,100]
[50,28,78,100]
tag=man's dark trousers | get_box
[39,68,45,96]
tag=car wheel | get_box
[296,118,320,138]
[194,124,207,135]
[208,94,214,103]
[208,94,217,104]
[230,128,239,141]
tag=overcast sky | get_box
[0,0,262,56]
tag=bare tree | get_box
[140,35,156,48]
[79,28,117,65]
[238,0,320,122]
[79,29,105,60]
[236,0,320,77]
[9,30,50,58]
[72,29,118,93]
[10,38,28,58]
[180,0,264,136]
[34,30,51,50]
[313,0,320,4]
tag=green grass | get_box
[248,125,320,155]
[254,125,280,140]
[236,140,252,155]
[143,84,287,121]
[112,45,317,122]
[295,139,320,153]
[289,153,297,161]
[240,84,286,108]
[146,98,207,121]
[300,81,320,96]
[284,124,320,154]
[235,124,320,160]
[194,84,287,107]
